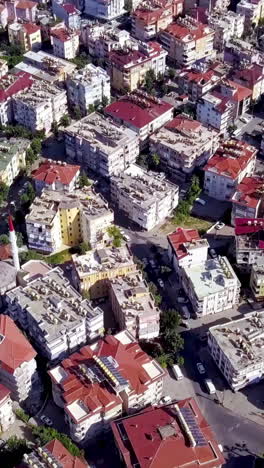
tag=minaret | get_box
[8,215,20,271]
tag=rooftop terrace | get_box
[0,138,30,173]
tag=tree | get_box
[60,114,71,127]
[101,95,109,107]
[149,282,162,305]
[72,106,82,120]
[79,171,91,188]
[149,153,160,169]
[124,0,133,11]
[168,68,176,79]
[144,69,155,93]
[16,232,24,247]
[79,242,91,254]
[157,353,173,368]
[0,181,8,204]
[0,234,9,245]
[26,147,37,166]
[163,329,184,354]
[30,426,83,457]
[51,121,59,136]
[31,138,42,155]
[160,309,181,332]
[0,436,30,468]
[70,53,91,69]
[88,104,95,114]
[107,225,123,247]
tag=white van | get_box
[232,128,241,137]
[205,379,216,394]
[172,364,183,380]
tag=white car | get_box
[158,278,164,288]
[149,259,156,268]
[196,362,206,375]
[40,415,53,426]
[160,395,172,404]
[123,234,130,242]
[215,222,225,230]
[240,116,251,124]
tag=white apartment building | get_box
[0,138,29,186]
[31,160,80,195]
[196,91,234,134]
[64,112,139,178]
[26,187,114,253]
[235,218,264,269]
[51,28,79,60]
[237,0,264,31]
[0,385,15,432]
[110,164,179,230]
[110,272,160,340]
[0,315,39,402]
[66,64,110,115]
[208,311,264,391]
[160,16,215,67]
[5,267,104,361]
[204,140,257,201]
[250,261,264,301]
[181,257,241,317]
[149,115,219,180]
[208,11,244,51]
[0,72,34,126]
[167,227,209,273]
[0,59,8,78]
[12,80,67,134]
[48,330,165,442]
[81,23,136,59]
[84,0,125,20]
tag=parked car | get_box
[123,235,130,242]
[215,221,225,230]
[40,415,53,426]
[157,278,164,288]
[196,362,206,375]
[195,198,206,206]
[172,364,183,380]
[177,296,188,304]
[204,378,216,395]
[181,305,190,320]
[232,128,241,137]
[149,259,156,268]
[160,395,172,404]
[240,116,251,124]
[209,248,217,259]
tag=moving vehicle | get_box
[40,415,53,426]
[195,198,206,206]
[172,364,183,380]
[204,378,216,394]
[196,362,206,375]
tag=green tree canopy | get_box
[60,114,71,127]
[30,426,83,457]
[0,181,8,204]
[79,171,91,188]
[0,234,9,244]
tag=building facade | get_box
[84,0,125,20]
[237,0,264,31]
[0,385,15,432]
[168,228,209,272]
[22,439,88,468]
[197,91,234,134]
[0,71,34,126]
[208,11,244,51]
[250,262,264,301]
[231,176,264,225]
[51,28,79,60]
[31,160,80,194]
[0,138,29,186]
[8,22,42,51]
[235,218,264,269]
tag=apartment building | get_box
[208,11,244,51]
[84,0,125,20]
[208,311,264,391]
[8,22,41,51]
[181,257,241,317]
[149,115,219,180]
[66,64,110,115]
[22,440,88,468]
[0,71,34,125]
[110,272,160,340]
[237,0,264,31]
[52,0,81,29]
[31,160,80,195]
[72,245,138,298]
[109,41,167,92]
[111,164,179,230]
[231,176,264,225]
[203,140,257,201]
[0,138,29,186]
[196,91,234,134]
[168,227,209,272]
[5,267,104,361]
[0,315,40,401]
[160,16,215,67]
[0,59,8,78]
[132,0,183,41]
[232,64,264,102]
[48,330,166,442]
[111,398,225,468]
[105,91,173,148]
[178,68,222,101]
[235,218,264,269]
[219,79,252,119]
[64,112,139,178]
[26,187,114,253]
[0,385,15,432]
[51,28,79,60]
[81,23,137,59]
[250,262,264,301]
[12,80,67,134]
[224,38,262,67]
[0,261,16,307]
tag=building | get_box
[64,112,139,178]
[235,218,264,269]
[196,91,234,134]
[0,315,39,401]
[237,0,264,31]
[22,439,88,468]
[0,385,15,432]
[105,91,173,148]
[31,160,80,194]
[208,310,264,391]
[110,272,160,340]
[250,261,264,301]
[0,59,8,78]
[0,71,34,126]
[14,50,76,84]
[72,245,138,298]
[48,330,166,442]
[15,0,37,22]
[66,64,110,116]
[109,41,167,92]
[203,140,257,201]
[8,22,41,52]
[178,67,222,101]
[52,0,81,29]
[17,259,52,286]
[84,0,125,20]
[5,267,104,361]
[231,176,264,225]
[0,261,16,307]
[167,228,209,272]
[111,398,225,468]
[160,16,215,67]
[26,187,114,253]
[219,79,252,119]
[0,138,29,186]
[232,64,264,102]
[224,38,262,67]
[12,80,67,134]
[181,256,240,317]
[81,23,136,59]
[208,11,244,51]
[51,28,79,60]
[132,0,183,41]
[149,115,219,180]
[111,164,179,230]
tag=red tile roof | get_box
[235,217,264,236]
[223,80,252,102]
[233,64,264,89]
[0,383,10,402]
[168,227,200,260]
[204,140,256,180]
[0,316,36,373]
[0,244,11,261]
[164,19,212,41]
[166,114,201,132]
[133,0,173,24]
[23,22,40,35]
[63,3,78,13]
[16,0,37,8]
[181,68,217,85]
[105,91,173,130]
[51,28,78,42]
[0,71,34,103]
[44,440,88,468]
[232,176,264,209]
[111,398,225,468]
[31,160,80,186]
[110,42,165,70]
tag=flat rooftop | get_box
[209,311,264,370]
[183,256,239,299]
[14,50,76,82]
[0,138,30,173]
[14,80,64,105]
[6,267,103,343]
[64,112,137,155]
[69,63,109,85]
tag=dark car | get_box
[209,248,217,259]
